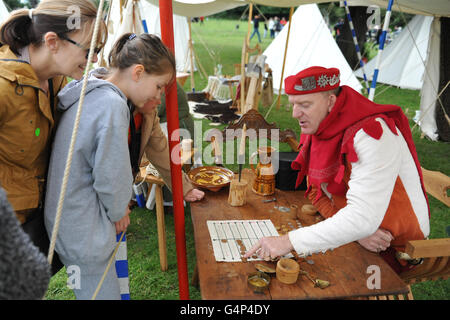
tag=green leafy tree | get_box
[4,0,27,10]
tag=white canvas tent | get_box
[263,4,363,94]
[102,0,194,72]
[0,0,9,24]
[354,14,442,141]
[355,15,433,90]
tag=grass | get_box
[46,18,449,300]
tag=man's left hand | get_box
[357,228,394,253]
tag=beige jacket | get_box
[0,45,66,213]
[139,110,194,196]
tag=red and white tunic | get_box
[289,118,430,256]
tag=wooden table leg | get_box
[155,184,168,271]
[191,263,199,288]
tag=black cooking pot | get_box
[274,152,307,191]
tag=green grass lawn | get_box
[45,18,449,300]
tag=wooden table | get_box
[190,169,409,300]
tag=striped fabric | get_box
[115,232,130,300]
[369,0,394,101]
[343,1,369,94]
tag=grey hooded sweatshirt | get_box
[44,68,133,271]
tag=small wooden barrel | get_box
[228,178,248,206]
[276,258,300,284]
[301,204,318,216]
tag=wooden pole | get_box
[240,4,253,114]
[187,18,195,91]
[245,3,253,64]
[276,7,294,110]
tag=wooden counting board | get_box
[207,219,291,262]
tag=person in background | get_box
[268,17,275,39]
[249,14,262,43]
[0,0,108,276]
[155,81,196,212]
[245,66,430,275]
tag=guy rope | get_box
[46,0,123,300]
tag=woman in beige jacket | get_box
[0,0,107,274]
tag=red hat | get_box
[284,66,340,95]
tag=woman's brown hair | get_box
[0,0,107,55]
[108,33,176,77]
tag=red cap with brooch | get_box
[284,66,340,95]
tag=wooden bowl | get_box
[188,166,234,192]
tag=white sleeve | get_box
[288,119,402,256]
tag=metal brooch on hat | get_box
[329,74,339,86]
[294,76,316,92]
[317,74,329,88]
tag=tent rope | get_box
[91,231,125,300]
[264,3,335,119]
[47,0,114,300]
[412,80,450,131]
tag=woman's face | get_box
[52,29,100,80]
[130,71,173,113]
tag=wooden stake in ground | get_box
[187,17,195,91]
[276,7,294,110]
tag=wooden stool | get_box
[138,167,168,271]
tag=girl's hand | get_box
[184,188,205,202]
[115,206,131,234]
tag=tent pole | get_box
[343,1,369,95]
[245,3,253,64]
[368,0,394,101]
[240,3,253,114]
[188,17,195,91]
[159,0,190,300]
[276,7,294,110]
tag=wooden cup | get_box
[302,204,318,216]
[228,178,248,206]
[276,258,300,284]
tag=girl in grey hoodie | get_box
[44,33,178,299]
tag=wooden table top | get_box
[190,169,409,300]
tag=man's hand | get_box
[357,228,394,253]
[243,234,294,260]
[184,188,205,202]
[115,206,131,234]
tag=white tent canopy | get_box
[355,15,433,90]
[263,4,363,94]
[102,0,194,72]
[144,0,450,17]
[0,0,9,24]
